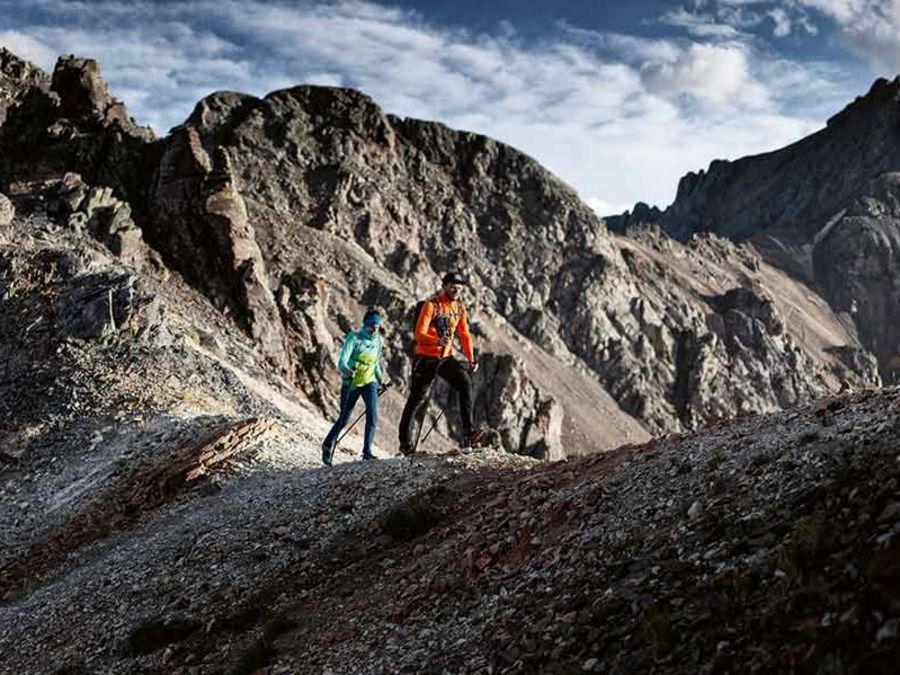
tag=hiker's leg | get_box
[322,384,360,459]
[361,382,379,458]
[439,359,474,440]
[399,357,438,448]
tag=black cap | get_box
[363,308,382,326]
[442,271,468,285]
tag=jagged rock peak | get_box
[49,55,152,137]
[826,75,900,128]
[0,47,49,88]
[0,47,50,125]
[604,201,663,234]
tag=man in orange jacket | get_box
[399,271,480,454]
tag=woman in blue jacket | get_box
[321,308,386,465]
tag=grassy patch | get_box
[232,641,277,675]
[706,451,725,471]
[750,452,772,468]
[380,497,444,541]
[123,617,200,656]
[263,614,299,643]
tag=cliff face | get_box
[0,51,878,456]
[142,84,876,436]
[655,77,900,378]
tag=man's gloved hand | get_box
[438,334,452,347]
[468,360,479,374]
[344,367,356,379]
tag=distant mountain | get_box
[624,77,900,379]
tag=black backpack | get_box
[411,297,434,335]
[411,296,457,338]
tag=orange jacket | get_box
[415,293,475,362]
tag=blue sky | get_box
[1,1,897,212]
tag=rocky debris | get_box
[0,192,13,228]
[46,172,155,269]
[567,228,869,433]
[260,388,900,674]
[0,417,274,601]
[3,386,898,674]
[655,76,900,379]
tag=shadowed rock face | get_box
[0,51,882,452]
[653,77,900,378]
[0,48,50,128]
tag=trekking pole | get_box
[335,383,391,445]
[419,409,444,445]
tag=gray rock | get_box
[0,193,13,228]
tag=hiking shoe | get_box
[322,444,334,467]
[468,428,488,447]
[466,427,499,450]
[398,444,416,457]
[362,453,377,461]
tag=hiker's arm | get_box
[457,308,475,364]
[415,301,439,347]
[375,338,384,382]
[336,333,357,376]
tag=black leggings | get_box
[399,357,473,447]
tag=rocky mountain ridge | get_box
[621,76,900,381]
[0,50,879,445]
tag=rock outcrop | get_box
[0,192,13,228]
[0,54,153,205]
[0,48,49,128]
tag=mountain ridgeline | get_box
[0,48,882,452]
[615,76,900,382]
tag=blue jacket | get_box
[337,328,384,387]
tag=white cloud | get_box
[717,5,766,29]
[799,0,900,71]
[768,8,793,37]
[0,30,57,69]
[660,8,742,38]
[639,42,769,108]
[0,0,861,211]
